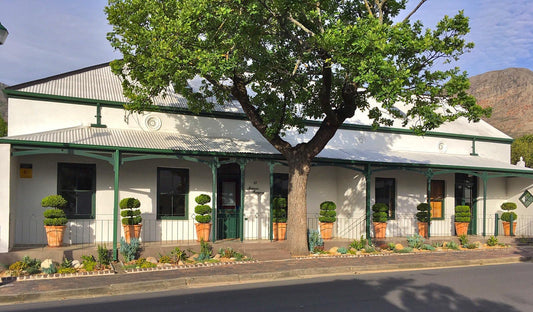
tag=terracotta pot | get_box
[195,223,211,242]
[123,224,142,243]
[277,222,287,241]
[320,222,334,240]
[417,222,428,238]
[502,221,517,236]
[454,222,469,236]
[273,222,279,240]
[373,222,387,239]
[45,225,66,247]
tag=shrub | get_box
[501,202,517,211]
[416,203,430,222]
[194,194,212,223]
[272,197,287,223]
[57,267,77,274]
[81,255,97,271]
[454,205,471,223]
[372,203,388,222]
[432,241,444,248]
[120,237,141,262]
[41,195,67,208]
[337,247,348,254]
[319,201,337,223]
[97,245,111,266]
[196,239,213,261]
[120,197,142,225]
[349,235,368,251]
[364,246,376,253]
[41,259,57,274]
[464,242,479,249]
[458,234,468,245]
[308,229,324,253]
[446,241,460,250]
[407,234,425,249]
[387,242,396,251]
[501,212,517,222]
[487,235,498,247]
[421,244,435,251]
[394,247,413,253]
[135,258,157,268]
[170,247,188,262]
[42,195,68,226]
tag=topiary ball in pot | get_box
[119,197,142,225]
[194,194,212,223]
[318,201,336,223]
[372,203,389,222]
[41,195,68,226]
[454,205,471,223]
[416,203,430,223]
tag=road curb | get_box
[0,255,528,305]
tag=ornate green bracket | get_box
[90,103,107,128]
[470,138,478,156]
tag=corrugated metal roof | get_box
[8,63,512,139]
[4,126,530,173]
[4,127,279,155]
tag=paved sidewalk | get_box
[1,242,532,305]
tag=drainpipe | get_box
[365,164,372,239]
[112,150,120,261]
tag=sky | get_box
[0,0,532,86]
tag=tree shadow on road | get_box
[22,274,520,312]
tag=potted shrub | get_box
[272,197,287,241]
[194,194,212,242]
[120,197,142,243]
[500,202,517,236]
[41,195,68,247]
[416,203,430,238]
[319,201,336,240]
[372,203,388,239]
[454,205,470,236]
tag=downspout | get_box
[426,169,433,238]
[365,164,372,239]
[269,162,274,241]
[112,150,120,261]
[210,158,218,243]
[239,160,246,242]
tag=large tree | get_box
[106,0,488,255]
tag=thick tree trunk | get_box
[286,154,312,256]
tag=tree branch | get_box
[364,0,374,17]
[403,0,427,23]
[288,14,316,36]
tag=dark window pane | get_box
[58,163,96,218]
[375,178,395,219]
[158,168,189,218]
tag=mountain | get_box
[468,68,533,138]
[0,82,7,120]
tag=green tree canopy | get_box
[106,0,489,255]
[0,116,7,137]
[511,134,533,167]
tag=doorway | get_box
[217,163,241,240]
[455,173,478,234]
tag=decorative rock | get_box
[213,254,221,260]
[178,260,184,266]
[72,260,81,269]
[40,259,54,270]
[146,256,158,264]
[191,254,199,259]
[328,247,338,254]
[394,243,404,250]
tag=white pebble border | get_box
[124,260,259,274]
[1,268,115,283]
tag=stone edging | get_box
[124,260,259,273]
[1,269,115,283]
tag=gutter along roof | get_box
[2,126,531,175]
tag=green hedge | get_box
[372,203,388,222]
[501,212,517,222]
[195,194,211,205]
[500,202,517,211]
[119,198,140,209]
[41,195,67,208]
[416,203,430,222]
[319,201,336,223]
[455,205,471,222]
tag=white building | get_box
[1,62,533,254]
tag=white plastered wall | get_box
[0,144,12,252]
[501,177,533,236]
[243,161,270,239]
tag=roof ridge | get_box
[7,62,112,91]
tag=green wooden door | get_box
[216,174,240,240]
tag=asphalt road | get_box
[1,262,532,312]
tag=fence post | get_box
[494,213,499,236]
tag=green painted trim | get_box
[5,89,513,144]
[269,162,275,241]
[365,165,371,239]
[112,150,120,261]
